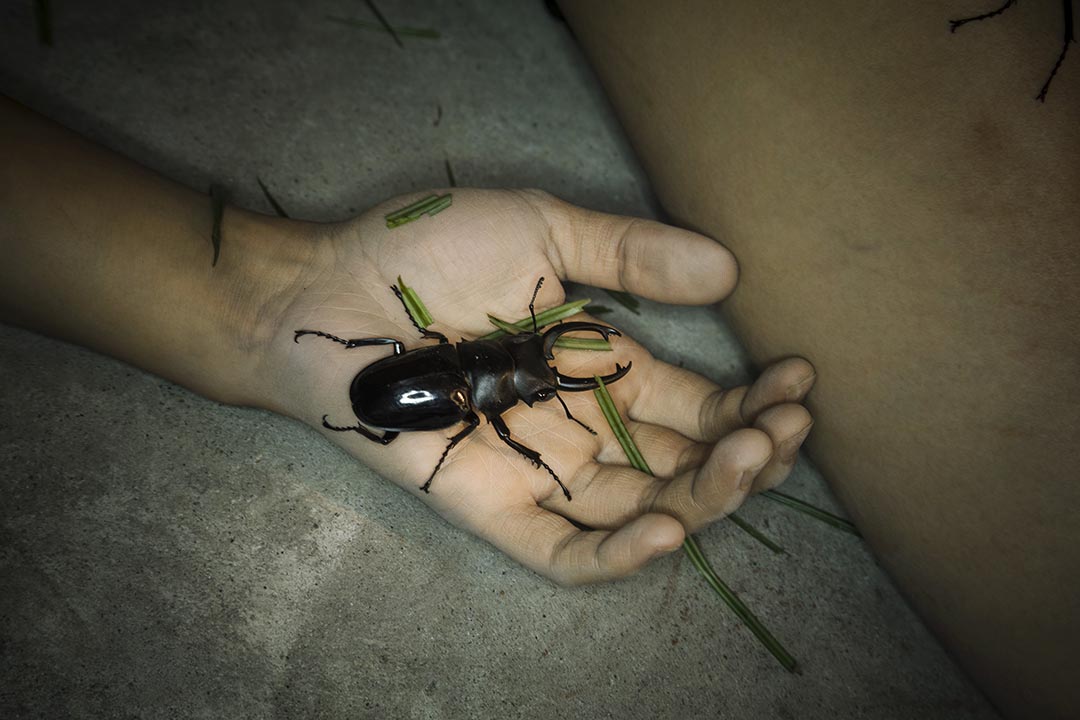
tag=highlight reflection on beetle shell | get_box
[350,344,471,432]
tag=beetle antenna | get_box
[529,276,544,333]
[555,392,597,435]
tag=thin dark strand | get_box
[529,277,544,333]
[256,177,290,218]
[364,0,402,47]
[209,184,225,267]
[556,392,596,435]
[1037,0,1074,101]
[949,0,1016,33]
[444,157,457,187]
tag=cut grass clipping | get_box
[396,276,434,329]
[385,193,453,228]
[480,298,590,339]
[604,289,641,314]
[593,375,799,673]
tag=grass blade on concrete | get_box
[593,375,797,672]
[762,489,861,537]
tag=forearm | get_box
[0,96,317,405]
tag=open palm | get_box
[272,189,815,584]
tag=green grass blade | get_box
[761,490,861,537]
[396,276,434,328]
[385,194,452,228]
[424,194,453,217]
[478,299,590,340]
[487,315,523,335]
[682,535,799,672]
[550,337,611,351]
[604,289,641,314]
[593,376,797,672]
[592,377,651,473]
[728,513,786,554]
[385,194,439,220]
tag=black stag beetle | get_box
[294,277,631,500]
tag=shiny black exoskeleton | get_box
[294,278,631,500]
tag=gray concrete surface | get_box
[0,1,999,718]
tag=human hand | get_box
[265,189,815,584]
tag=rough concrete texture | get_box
[0,1,999,718]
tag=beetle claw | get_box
[554,361,632,392]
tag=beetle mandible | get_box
[294,277,631,500]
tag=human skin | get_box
[560,1,1079,717]
[0,95,816,586]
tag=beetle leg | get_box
[421,412,480,493]
[391,285,450,344]
[489,415,572,501]
[555,392,597,435]
[295,330,405,355]
[322,415,399,445]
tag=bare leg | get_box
[563,2,1079,718]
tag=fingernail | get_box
[650,543,681,560]
[738,455,771,491]
[786,373,817,401]
[779,423,814,464]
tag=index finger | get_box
[519,189,738,305]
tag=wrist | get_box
[203,207,328,407]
